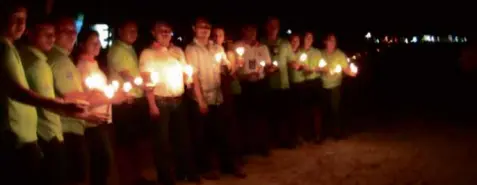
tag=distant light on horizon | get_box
[374,39,380,44]
[365,32,372,39]
[448,35,453,42]
[463,37,468,42]
[404,38,409,44]
[177,36,183,41]
[286,29,292,35]
[91,23,111,48]
[411,36,418,43]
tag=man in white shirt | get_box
[234,24,272,157]
[140,21,201,185]
[185,18,246,180]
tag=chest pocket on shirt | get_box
[272,45,279,55]
[249,59,257,70]
[66,71,73,80]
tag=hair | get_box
[152,20,171,31]
[289,33,300,41]
[303,31,314,37]
[28,16,54,33]
[72,28,99,61]
[194,17,210,26]
[53,16,75,32]
[266,16,279,24]
[325,33,336,41]
[117,19,136,30]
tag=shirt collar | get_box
[0,37,13,46]
[53,45,71,55]
[115,40,133,49]
[28,46,47,61]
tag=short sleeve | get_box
[50,58,80,96]
[107,47,132,74]
[26,62,54,98]
[338,52,349,68]
[261,46,272,64]
[138,49,154,72]
[185,46,199,72]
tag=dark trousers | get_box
[151,97,196,185]
[240,79,269,155]
[321,86,342,139]
[63,125,112,185]
[38,137,66,185]
[113,98,149,185]
[0,131,42,185]
[304,79,324,141]
[290,82,309,143]
[267,88,294,147]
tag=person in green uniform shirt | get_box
[319,33,356,140]
[0,5,87,184]
[48,17,110,185]
[260,17,292,149]
[106,19,150,185]
[300,31,324,143]
[18,17,67,185]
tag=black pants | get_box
[321,86,342,139]
[151,97,196,185]
[0,131,42,185]
[63,125,112,185]
[38,137,66,185]
[267,88,294,147]
[303,79,324,140]
[114,98,149,147]
[240,79,269,155]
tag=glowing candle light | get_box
[85,73,105,89]
[183,64,193,84]
[215,53,223,63]
[235,47,245,57]
[150,72,159,84]
[334,65,342,73]
[299,53,308,62]
[134,77,143,86]
[347,57,351,63]
[272,61,278,67]
[123,82,132,93]
[350,63,358,74]
[111,80,120,91]
[103,85,115,99]
[259,60,266,67]
[318,59,327,68]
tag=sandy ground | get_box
[162,120,477,185]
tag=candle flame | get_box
[347,58,351,63]
[134,77,143,86]
[299,53,308,62]
[123,82,132,92]
[150,72,159,85]
[319,59,327,68]
[259,60,266,67]
[215,53,222,63]
[112,80,120,91]
[103,85,115,99]
[236,47,245,56]
[350,63,358,74]
[334,65,342,73]
[85,73,105,89]
[272,61,278,66]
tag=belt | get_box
[155,96,182,103]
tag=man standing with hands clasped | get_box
[185,18,246,180]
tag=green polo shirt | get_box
[281,43,305,84]
[0,38,38,144]
[20,46,63,141]
[301,47,323,80]
[107,40,143,97]
[262,38,291,89]
[48,45,85,135]
[321,49,349,89]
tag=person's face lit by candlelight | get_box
[55,18,77,52]
[152,22,172,47]
[242,25,257,41]
[4,6,27,40]
[303,32,314,49]
[266,17,280,38]
[325,34,337,52]
[193,19,211,41]
[290,34,300,51]
[212,28,225,45]
[79,31,101,57]
[30,23,55,52]
[118,21,138,45]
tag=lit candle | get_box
[103,85,115,99]
[259,60,266,67]
[150,72,159,84]
[347,57,351,63]
[134,77,143,86]
[215,53,223,64]
[272,60,278,67]
[183,64,193,84]
[299,53,308,63]
[318,59,327,68]
[123,82,132,93]
[112,80,120,91]
[85,73,105,89]
[334,65,342,74]
[235,47,245,57]
[350,63,358,74]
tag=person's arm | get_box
[138,49,160,117]
[108,47,135,82]
[185,46,208,113]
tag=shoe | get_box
[202,171,220,180]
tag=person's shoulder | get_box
[169,45,184,53]
[139,48,154,56]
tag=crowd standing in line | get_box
[0,4,357,185]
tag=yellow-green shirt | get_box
[20,46,63,141]
[0,38,38,144]
[282,43,305,84]
[301,47,323,80]
[107,40,143,97]
[321,49,349,89]
[48,46,85,135]
[269,42,292,89]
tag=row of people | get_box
[0,4,356,185]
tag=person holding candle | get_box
[75,29,129,185]
[106,19,150,185]
[319,33,356,141]
[0,5,92,184]
[48,17,111,185]
[140,21,200,185]
[234,24,272,157]
[261,17,292,148]
[300,31,325,143]
[186,19,246,180]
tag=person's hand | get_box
[74,111,109,123]
[111,91,129,105]
[149,106,160,119]
[198,101,208,114]
[53,99,88,117]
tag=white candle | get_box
[350,63,358,74]
[272,60,278,67]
